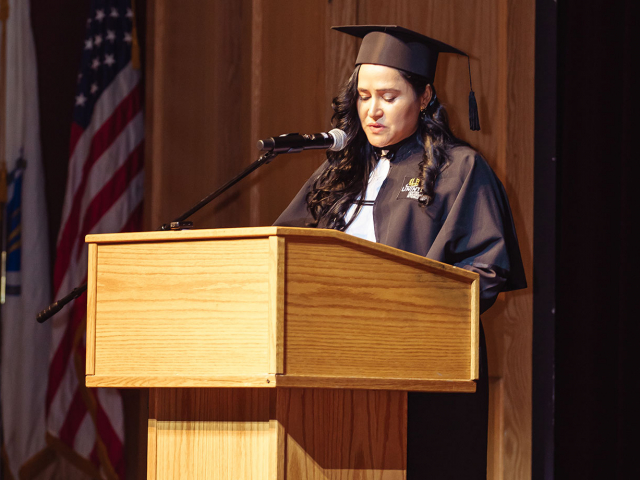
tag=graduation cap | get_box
[332,25,480,131]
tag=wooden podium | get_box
[85,227,479,479]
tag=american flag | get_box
[45,1,143,477]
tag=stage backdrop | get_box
[144,1,534,479]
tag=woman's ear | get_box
[420,85,433,110]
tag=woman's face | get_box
[357,64,430,148]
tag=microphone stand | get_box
[36,149,279,324]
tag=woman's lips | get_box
[368,123,385,133]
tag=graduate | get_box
[275,25,527,479]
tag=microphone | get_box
[36,284,87,323]
[257,128,347,153]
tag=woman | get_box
[275,25,526,479]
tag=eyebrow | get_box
[357,87,402,94]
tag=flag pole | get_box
[130,0,140,70]
[0,0,10,305]
[0,0,9,472]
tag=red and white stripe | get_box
[46,61,143,479]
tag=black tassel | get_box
[468,90,480,131]
[466,56,481,131]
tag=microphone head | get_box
[257,138,275,151]
[328,128,347,151]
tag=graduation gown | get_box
[274,139,527,311]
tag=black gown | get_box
[274,136,526,479]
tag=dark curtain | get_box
[556,0,640,478]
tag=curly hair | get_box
[306,65,468,229]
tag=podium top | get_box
[86,226,477,283]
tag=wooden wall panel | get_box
[249,0,358,226]
[249,0,332,227]
[145,0,534,478]
[145,0,254,231]
[497,0,535,477]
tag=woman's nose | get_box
[368,99,382,120]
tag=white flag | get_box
[1,0,52,477]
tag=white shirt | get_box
[344,151,391,242]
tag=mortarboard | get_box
[332,25,480,131]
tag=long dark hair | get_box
[306,65,467,229]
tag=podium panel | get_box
[148,388,406,480]
[91,238,272,379]
[280,388,406,479]
[284,238,473,380]
[150,389,273,479]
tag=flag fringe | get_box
[130,0,141,70]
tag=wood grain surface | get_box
[93,238,271,377]
[279,388,407,479]
[147,388,407,479]
[284,238,475,381]
[151,388,273,479]
[471,277,480,379]
[274,375,476,393]
[498,1,535,478]
[248,0,345,227]
[86,243,98,376]
[269,404,286,480]
[86,226,478,282]
[268,236,285,374]
[144,0,254,232]
[85,374,276,389]
[85,374,475,393]
[147,417,157,480]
